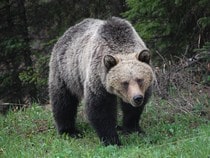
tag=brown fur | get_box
[49,17,155,146]
[105,53,154,107]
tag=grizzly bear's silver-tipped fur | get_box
[49,17,154,146]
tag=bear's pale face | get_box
[104,51,154,107]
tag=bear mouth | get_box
[121,97,143,107]
[131,103,143,107]
[130,99,143,107]
[112,89,143,107]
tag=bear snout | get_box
[132,95,144,106]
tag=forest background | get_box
[0,0,210,106]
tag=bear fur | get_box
[49,17,155,146]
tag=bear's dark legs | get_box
[120,100,145,134]
[85,89,121,146]
[120,87,152,134]
[50,83,79,137]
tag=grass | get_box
[0,102,209,158]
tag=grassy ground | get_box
[0,102,209,158]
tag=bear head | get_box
[103,50,154,107]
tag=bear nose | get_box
[133,95,143,104]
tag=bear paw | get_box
[59,128,83,138]
[116,125,146,135]
[101,135,122,146]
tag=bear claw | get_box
[59,129,83,138]
[116,125,146,135]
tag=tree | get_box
[0,0,127,103]
[124,0,210,58]
[0,0,36,103]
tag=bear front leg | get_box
[120,100,145,134]
[85,89,121,146]
[49,81,80,137]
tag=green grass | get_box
[0,103,209,158]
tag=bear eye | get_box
[121,81,129,89]
[136,78,144,85]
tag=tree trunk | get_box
[17,0,37,102]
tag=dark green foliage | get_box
[0,0,126,103]
[124,0,210,58]
[194,41,210,84]
[0,37,24,101]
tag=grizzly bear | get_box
[49,17,155,146]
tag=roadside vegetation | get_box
[0,101,209,158]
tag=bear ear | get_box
[136,49,151,64]
[103,55,119,71]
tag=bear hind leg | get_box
[50,84,80,137]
